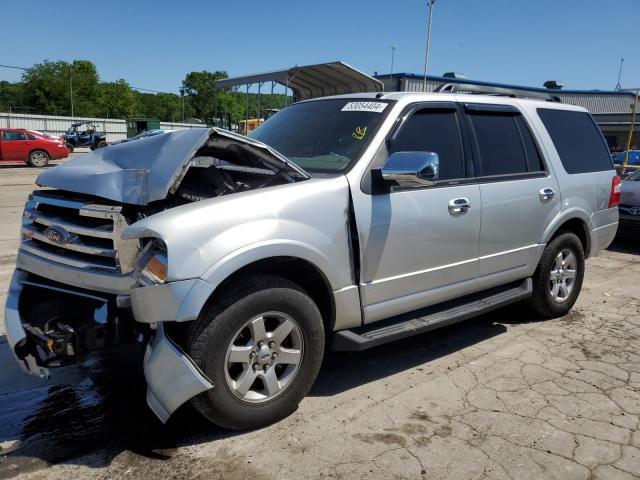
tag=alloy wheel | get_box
[549,249,577,303]
[224,311,303,403]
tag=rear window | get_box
[537,109,613,174]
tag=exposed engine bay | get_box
[168,133,302,206]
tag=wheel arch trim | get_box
[540,209,591,255]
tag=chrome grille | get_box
[21,192,138,273]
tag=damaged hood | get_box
[36,128,309,205]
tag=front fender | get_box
[200,240,340,291]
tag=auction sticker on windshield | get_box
[341,102,388,113]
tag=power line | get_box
[0,64,27,71]
[1,63,175,95]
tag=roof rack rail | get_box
[434,83,562,102]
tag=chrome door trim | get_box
[539,187,556,202]
[448,197,471,215]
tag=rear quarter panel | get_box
[518,101,618,254]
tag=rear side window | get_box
[391,109,465,180]
[1,131,26,141]
[537,109,613,174]
[468,111,544,176]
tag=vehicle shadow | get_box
[0,162,63,170]
[0,307,515,475]
[607,237,639,255]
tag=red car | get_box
[0,128,69,167]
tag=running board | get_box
[332,279,532,351]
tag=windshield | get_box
[250,99,392,172]
[627,169,640,181]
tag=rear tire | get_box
[186,274,325,430]
[528,232,585,319]
[27,150,49,167]
[96,140,107,149]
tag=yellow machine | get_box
[238,118,262,135]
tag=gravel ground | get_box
[0,161,639,480]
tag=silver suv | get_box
[5,92,620,430]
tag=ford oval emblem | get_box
[44,226,78,245]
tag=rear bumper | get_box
[589,208,619,256]
[52,145,69,159]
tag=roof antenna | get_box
[615,57,624,91]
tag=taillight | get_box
[609,175,621,208]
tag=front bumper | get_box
[4,268,215,423]
[617,213,640,238]
[130,277,214,324]
[4,270,46,376]
[144,324,213,423]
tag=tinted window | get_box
[26,133,36,140]
[1,131,26,141]
[538,109,613,174]
[390,110,464,180]
[516,116,545,172]
[469,113,529,176]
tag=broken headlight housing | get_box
[134,239,168,286]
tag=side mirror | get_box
[380,151,440,187]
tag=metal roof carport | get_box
[216,61,383,102]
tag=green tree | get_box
[97,80,137,118]
[0,80,27,113]
[136,91,195,122]
[21,59,100,116]
[182,70,228,122]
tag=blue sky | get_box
[1,0,638,94]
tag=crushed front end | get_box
[5,190,142,376]
[4,128,308,421]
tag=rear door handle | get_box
[448,197,471,215]
[539,188,555,202]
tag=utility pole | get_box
[69,64,74,118]
[180,87,185,122]
[616,57,624,91]
[622,89,638,176]
[389,45,397,92]
[423,0,436,92]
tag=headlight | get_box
[135,239,168,286]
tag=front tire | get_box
[186,275,325,430]
[27,150,49,167]
[65,142,74,153]
[528,232,585,319]
[96,140,107,149]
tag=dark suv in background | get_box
[618,169,640,238]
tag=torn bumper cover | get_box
[4,270,216,422]
[144,324,213,423]
[4,270,44,376]
[131,278,215,421]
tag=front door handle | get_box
[539,187,555,202]
[448,197,471,215]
